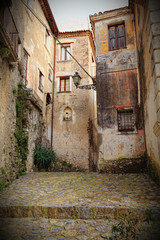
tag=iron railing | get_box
[0,6,19,56]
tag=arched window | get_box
[46,93,51,105]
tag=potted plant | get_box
[33,145,55,171]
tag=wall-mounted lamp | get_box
[72,72,96,91]
[72,72,81,87]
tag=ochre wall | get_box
[51,32,97,171]
[90,8,145,171]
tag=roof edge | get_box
[89,6,130,20]
[90,6,131,34]
[39,0,59,35]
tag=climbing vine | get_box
[108,209,152,240]
[14,82,29,176]
[0,42,11,59]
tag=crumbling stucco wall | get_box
[0,58,19,181]
[90,7,145,171]
[134,0,160,182]
[17,0,55,116]
[51,32,97,171]
[25,90,48,172]
[0,0,55,181]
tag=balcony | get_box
[0,6,20,61]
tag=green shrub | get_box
[16,170,26,179]
[108,209,152,240]
[0,42,11,59]
[1,168,6,174]
[14,81,29,174]
[34,145,55,170]
[0,182,9,191]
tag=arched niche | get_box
[64,107,72,121]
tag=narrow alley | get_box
[1,0,160,239]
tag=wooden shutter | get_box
[60,79,65,92]
[109,26,116,50]
[66,78,70,91]
[117,24,125,49]
[66,46,70,60]
[60,77,70,92]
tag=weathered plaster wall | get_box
[0,58,19,181]
[0,0,56,181]
[134,0,160,182]
[21,0,55,115]
[25,90,47,172]
[52,33,97,171]
[90,8,145,171]
[12,0,55,170]
[0,0,26,181]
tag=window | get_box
[46,93,51,105]
[48,68,53,82]
[117,109,135,132]
[109,23,125,50]
[91,53,94,63]
[45,29,50,49]
[61,45,70,61]
[23,49,29,87]
[59,77,70,92]
[39,70,44,92]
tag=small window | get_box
[48,68,53,82]
[117,109,135,132]
[59,77,70,92]
[109,23,125,50]
[91,54,94,63]
[23,49,29,87]
[45,29,50,49]
[39,70,44,92]
[61,45,70,61]
[46,93,51,105]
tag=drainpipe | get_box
[51,37,56,149]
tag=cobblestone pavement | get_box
[0,172,160,239]
[0,217,160,240]
[0,172,160,208]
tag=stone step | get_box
[0,172,160,239]
[0,172,160,220]
[0,217,160,240]
[0,205,160,221]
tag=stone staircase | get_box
[0,172,160,239]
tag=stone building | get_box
[51,30,97,171]
[15,0,58,171]
[131,0,160,182]
[90,7,146,172]
[0,0,58,180]
[0,0,22,181]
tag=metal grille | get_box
[118,109,134,132]
[23,49,29,87]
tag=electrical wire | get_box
[20,0,95,82]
